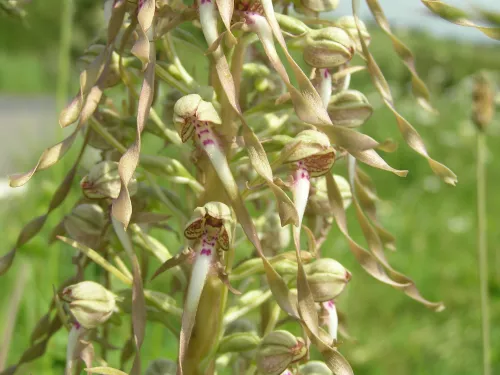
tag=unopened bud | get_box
[308,175,352,216]
[282,130,336,177]
[226,319,258,334]
[275,13,310,37]
[64,204,105,248]
[173,94,221,142]
[218,332,261,354]
[299,361,332,375]
[243,63,271,78]
[145,359,177,375]
[300,0,339,13]
[259,213,291,255]
[335,16,371,51]
[304,28,354,69]
[62,281,116,329]
[81,161,137,199]
[327,90,373,127]
[256,330,307,375]
[304,258,351,302]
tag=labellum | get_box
[65,323,86,375]
[178,202,234,371]
[322,300,339,342]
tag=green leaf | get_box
[57,236,132,286]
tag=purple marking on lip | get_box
[200,248,212,256]
[323,69,329,78]
[199,129,209,134]
[203,139,215,146]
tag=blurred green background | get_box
[0,1,499,375]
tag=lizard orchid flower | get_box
[179,202,235,370]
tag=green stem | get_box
[477,131,490,375]
[155,63,192,94]
[56,0,74,112]
[163,33,194,85]
[50,0,74,297]
[0,265,29,369]
[263,302,281,336]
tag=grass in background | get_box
[0,52,57,94]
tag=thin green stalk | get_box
[163,33,194,85]
[263,303,281,336]
[0,265,29,370]
[50,0,74,296]
[476,131,490,375]
[56,0,74,112]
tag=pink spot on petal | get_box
[323,69,330,78]
[200,249,212,256]
[203,139,215,146]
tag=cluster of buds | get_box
[1,0,461,374]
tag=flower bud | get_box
[184,202,234,250]
[145,359,177,375]
[334,16,371,51]
[274,259,299,277]
[81,161,137,200]
[275,13,310,37]
[300,0,339,13]
[173,94,221,142]
[226,319,258,334]
[243,62,271,78]
[62,281,116,329]
[218,332,261,354]
[308,175,352,216]
[282,130,336,177]
[256,330,307,375]
[224,320,260,359]
[64,204,105,248]
[299,361,332,375]
[259,213,291,256]
[303,258,351,302]
[327,90,373,127]
[304,27,354,69]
